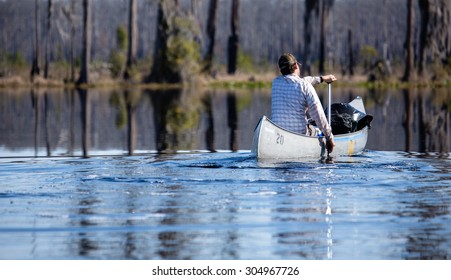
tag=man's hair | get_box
[278,53,298,75]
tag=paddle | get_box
[328,83,332,127]
[326,82,334,163]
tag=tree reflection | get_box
[2,87,449,157]
[31,89,41,157]
[417,89,449,155]
[147,89,201,153]
[30,89,52,157]
[395,184,450,259]
[110,90,142,155]
[68,89,76,156]
[156,185,194,259]
[76,189,100,257]
[125,90,141,155]
[78,88,90,158]
[44,91,51,156]
[402,88,414,152]
[202,92,216,152]
[227,92,238,151]
[402,88,449,155]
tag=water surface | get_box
[1,151,449,259]
[1,87,450,259]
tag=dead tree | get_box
[418,0,451,78]
[44,0,53,79]
[303,0,319,75]
[124,0,138,80]
[227,0,239,74]
[319,0,334,74]
[148,0,181,83]
[78,0,91,85]
[403,0,415,81]
[31,0,41,79]
[204,0,218,74]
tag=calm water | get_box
[0,87,450,259]
[0,151,450,259]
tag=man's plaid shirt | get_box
[270,74,333,140]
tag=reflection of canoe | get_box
[251,97,370,160]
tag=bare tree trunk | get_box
[319,0,326,74]
[204,0,218,74]
[303,0,319,75]
[418,0,429,77]
[31,0,41,79]
[78,0,91,85]
[124,0,138,80]
[347,28,354,76]
[382,0,392,76]
[403,0,415,81]
[70,0,76,83]
[319,0,333,74]
[417,0,451,77]
[227,0,239,75]
[149,0,181,83]
[44,0,53,79]
[62,0,76,82]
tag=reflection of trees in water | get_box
[68,89,76,156]
[9,87,448,155]
[403,89,414,152]
[395,184,450,259]
[418,89,449,154]
[227,93,238,151]
[30,89,55,157]
[31,89,40,157]
[227,91,252,151]
[147,89,201,152]
[202,92,215,151]
[154,184,241,259]
[156,185,194,259]
[3,87,262,155]
[110,90,142,155]
[403,88,449,155]
[44,92,51,156]
[75,187,100,257]
[361,87,449,154]
[78,89,90,158]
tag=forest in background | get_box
[1,0,451,87]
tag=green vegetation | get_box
[109,26,127,78]
[0,51,27,76]
[360,45,379,73]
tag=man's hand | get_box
[326,139,335,154]
[321,74,337,84]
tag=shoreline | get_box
[1,73,450,90]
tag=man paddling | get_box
[271,53,336,153]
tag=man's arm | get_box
[303,74,337,85]
[304,84,333,141]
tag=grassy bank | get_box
[2,70,451,90]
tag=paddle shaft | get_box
[328,83,331,126]
[326,82,334,163]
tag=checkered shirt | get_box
[270,74,333,140]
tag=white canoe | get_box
[251,97,369,160]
